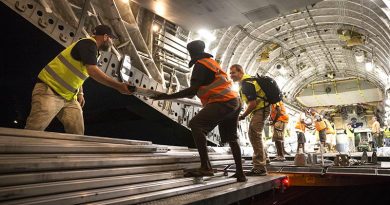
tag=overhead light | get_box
[198,29,216,42]
[365,62,373,71]
[152,24,160,32]
[279,67,288,75]
[355,50,364,63]
[325,73,335,79]
[13,120,18,124]
[386,98,390,106]
[154,2,165,16]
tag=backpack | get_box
[243,74,283,104]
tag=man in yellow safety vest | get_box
[25,25,132,135]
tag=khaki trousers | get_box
[25,83,84,134]
[248,106,270,170]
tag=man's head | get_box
[229,64,244,82]
[93,25,116,51]
[314,113,322,121]
[187,40,205,58]
[372,116,377,122]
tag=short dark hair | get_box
[230,64,244,73]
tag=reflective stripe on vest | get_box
[38,38,94,100]
[239,74,266,112]
[196,58,238,106]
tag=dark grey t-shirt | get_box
[190,62,215,87]
[241,81,257,101]
[70,39,98,65]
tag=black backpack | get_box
[243,74,283,104]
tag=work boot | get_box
[184,168,214,177]
[282,142,290,156]
[230,172,247,182]
[245,168,267,176]
[272,156,286,161]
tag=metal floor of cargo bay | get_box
[0,127,285,205]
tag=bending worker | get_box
[229,64,269,176]
[270,101,289,161]
[25,25,132,135]
[151,40,246,182]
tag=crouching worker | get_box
[270,101,289,161]
[151,40,246,182]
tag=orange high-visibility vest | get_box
[270,101,289,123]
[315,120,327,131]
[295,121,306,132]
[196,58,238,106]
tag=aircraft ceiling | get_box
[133,0,390,107]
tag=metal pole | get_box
[73,0,91,42]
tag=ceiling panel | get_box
[131,0,322,30]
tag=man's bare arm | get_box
[240,100,257,119]
[86,65,131,95]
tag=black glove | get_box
[238,115,246,121]
[151,93,170,100]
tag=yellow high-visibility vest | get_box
[38,38,96,100]
[239,74,267,112]
[384,128,390,138]
[346,128,354,139]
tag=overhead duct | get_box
[259,52,270,62]
[337,29,365,47]
[347,36,364,47]
[337,29,352,41]
[257,43,280,62]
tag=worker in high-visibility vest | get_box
[152,40,246,182]
[314,113,327,151]
[345,123,355,152]
[384,125,390,147]
[295,116,306,153]
[324,119,336,152]
[270,101,289,161]
[25,25,132,135]
[371,116,382,149]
